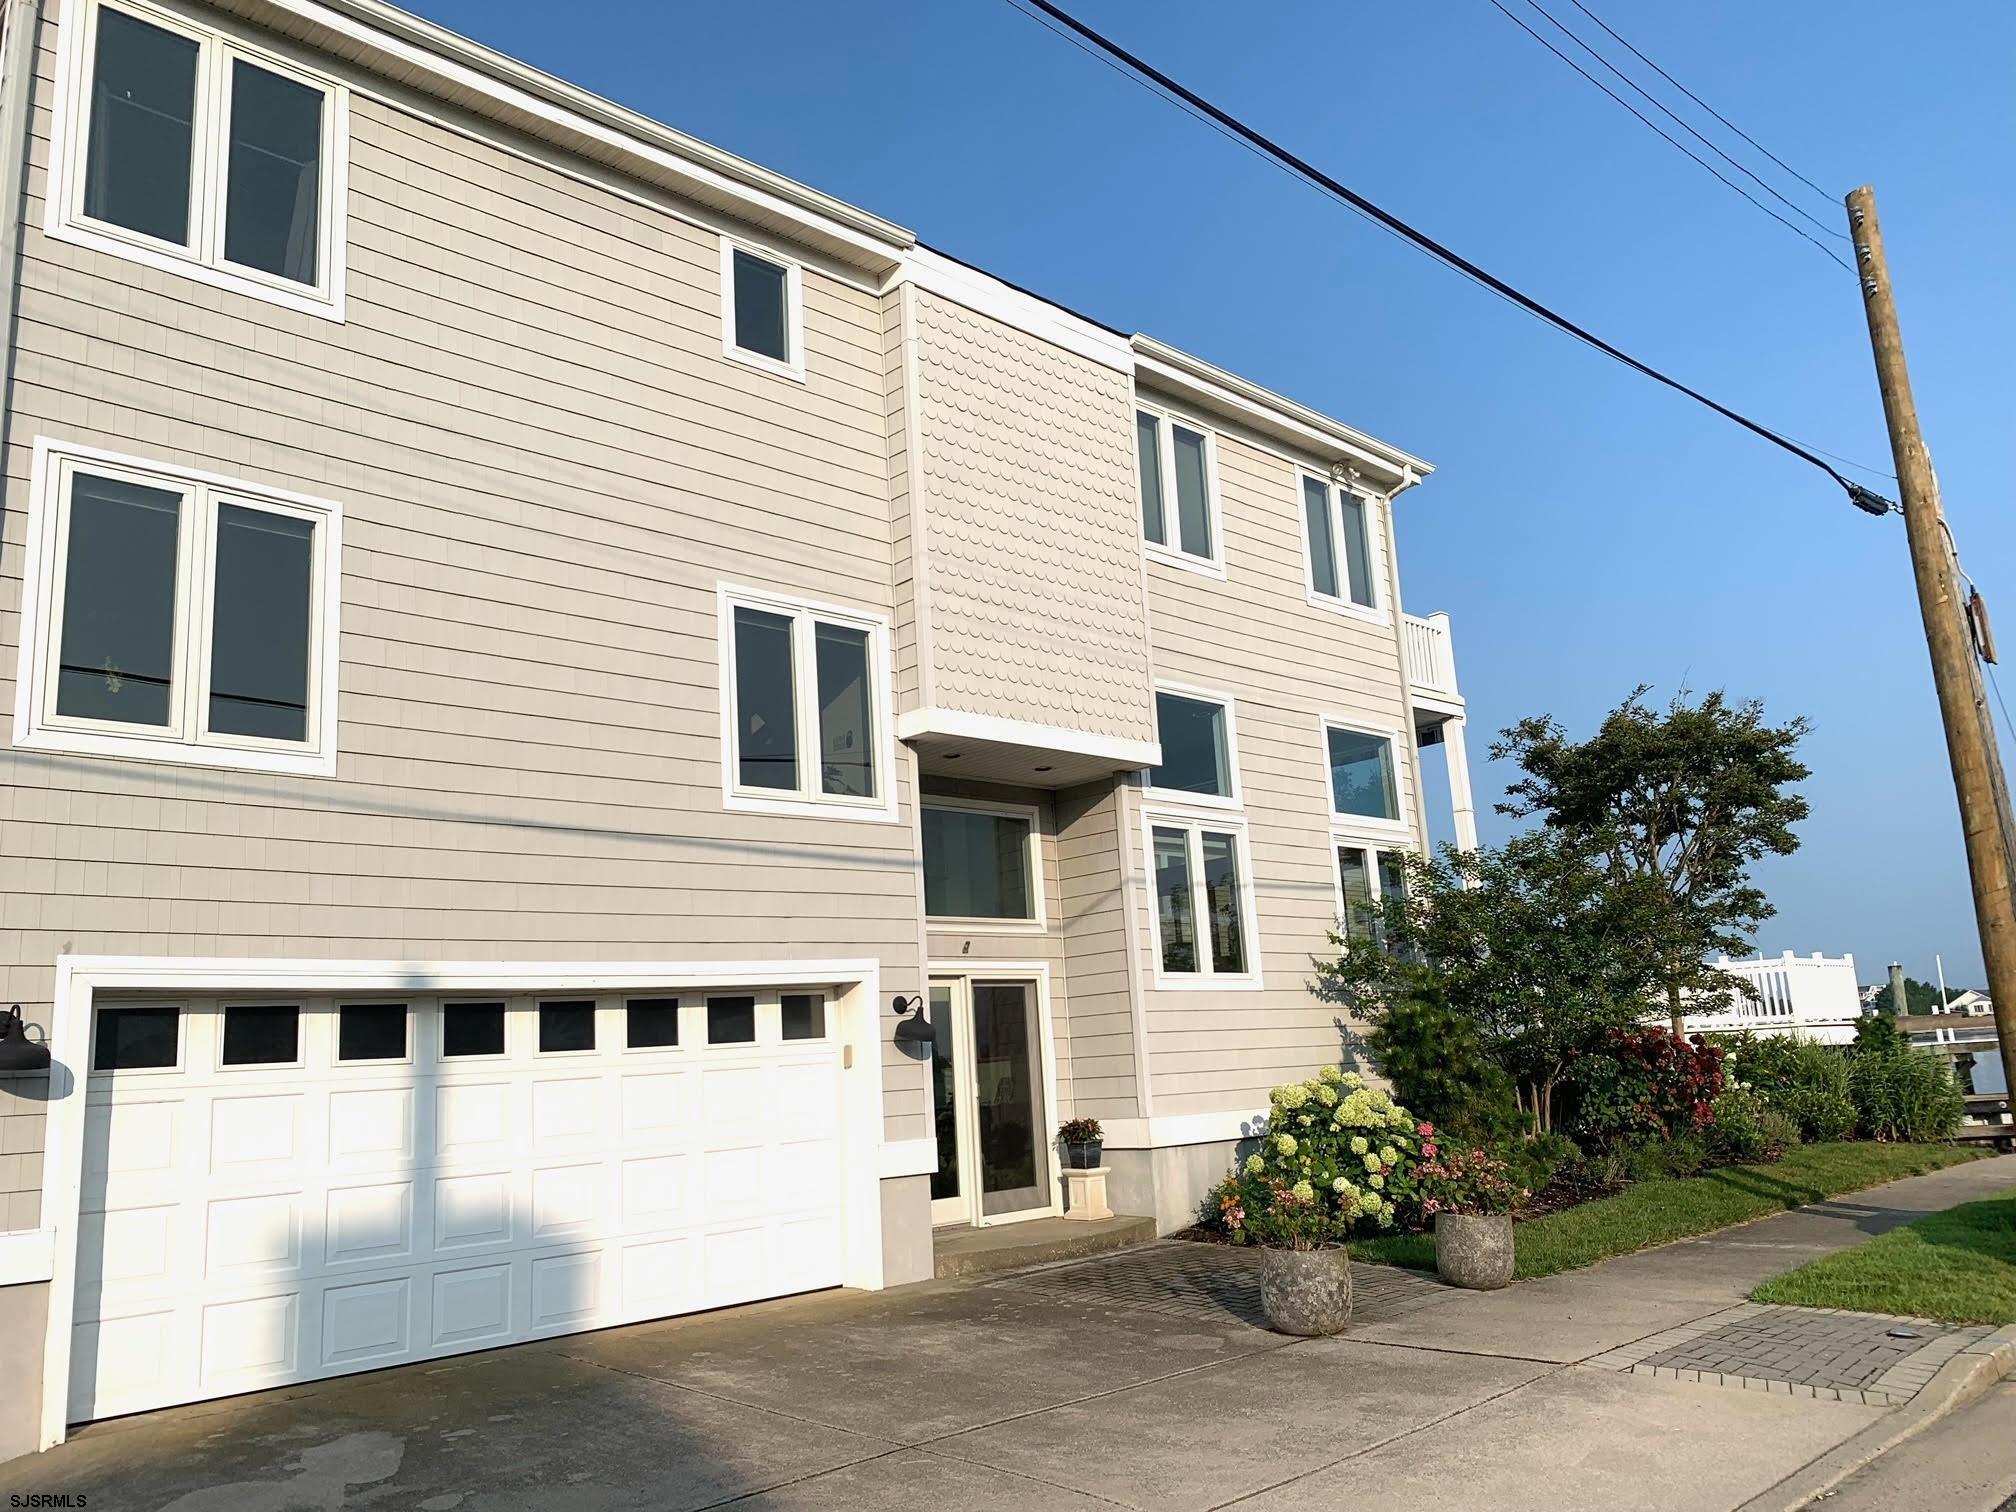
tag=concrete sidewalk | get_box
[4,1154,2012,1512]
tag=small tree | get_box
[1494,688,1811,1035]
[1866,976,1954,1017]
[1319,833,1666,1133]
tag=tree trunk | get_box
[1666,979,1685,1039]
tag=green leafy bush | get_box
[1626,1133,1709,1182]
[1364,988,1524,1145]
[1707,1089,1798,1166]
[1850,1047,1965,1142]
[1730,1038,1856,1143]
[1568,1027,1724,1150]
[1505,1131,1581,1196]
[1758,1105,1802,1161]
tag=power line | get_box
[1484,0,1852,271]
[1563,0,1840,208]
[1513,0,1848,245]
[1004,0,1893,514]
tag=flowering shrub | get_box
[1415,1142,1529,1217]
[1204,1067,1423,1244]
[1569,1027,1724,1149]
[1057,1117,1104,1143]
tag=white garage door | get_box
[70,988,845,1422]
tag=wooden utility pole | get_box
[1847,185,2016,1110]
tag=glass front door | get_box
[928,975,1053,1227]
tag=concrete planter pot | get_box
[1257,1245,1352,1335]
[1063,1139,1104,1170]
[1435,1212,1514,1290]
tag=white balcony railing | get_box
[1403,611,1458,698]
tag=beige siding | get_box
[884,287,922,709]
[0,14,933,1231]
[1055,777,1143,1118]
[1132,413,1425,1118]
[909,290,1154,743]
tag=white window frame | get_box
[12,438,343,777]
[921,795,1046,931]
[1331,836,1410,942]
[45,0,350,320]
[1135,403,1225,579]
[717,582,897,822]
[1144,681,1242,811]
[1319,715,1409,836]
[1140,805,1263,991]
[1298,471,1387,623]
[720,235,806,383]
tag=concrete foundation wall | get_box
[879,1175,934,1286]
[1106,1137,1255,1235]
[0,1280,48,1463]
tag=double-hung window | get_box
[1146,686,1238,805]
[1136,407,1219,572]
[51,0,347,316]
[720,585,893,819]
[1323,720,1404,829]
[13,440,341,775]
[922,800,1040,923]
[721,238,805,381]
[1302,474,1379,614]
[1146,814,1258,986]
[1335,842,1408,947]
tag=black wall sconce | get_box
[891,993,935,1045]
[0,1004,50,1073]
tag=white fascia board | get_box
[0,1227,56,1286]
[1099,1108,1272,1150]
[879,1138,940,1179]
[220,0,914,272]
[1131,336,1434,487]
[894,247,1136,374]
[896,706,1161,770]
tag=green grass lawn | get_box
[1350,1142,1988,1281]
[1750,1192,2016,1324]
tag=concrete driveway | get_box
[6,1154,2014,1512]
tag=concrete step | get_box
[933,1213,1158,1280]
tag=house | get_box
[0,0,1472,1457]
[1679,952,1865,1046]
[1941,989,1993,1017]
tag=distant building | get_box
[1858,983,1886,1011]
[1679,952,1866,1045]
[1941,989,1994,1017]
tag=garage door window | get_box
[781,992,826,1041]
[538,1000,596,1053]
[337,1003,407,1062]
[92,1005,180,1070]
[442,1001,505,1058]
[708,995,756,1045]
[220,1004,299,1066]
[625,997,680,1049]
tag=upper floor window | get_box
[1302,474,1378,614]
[1146,812,1258,987]
[721,239,805,381]
[50,0,348,318]
[11,440,341,776]
[1136,407,1219,572]
[1335,842,1408,947]
[719,585,894,820]
[922,800,1039,922]
[1324,720,1403,827]
[1147,687,1238,805]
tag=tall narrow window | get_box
[1303,475,1377,610]
[1149,818,1256,983]
[1303,477,1340,600]
[1325,724,1401,823]
[82,7,199,247]
[732,606,797,792]
[815,622,874,799]
[54,472,183,729]
[1152,826,1197,975]
[1148,690,1234,800]
[722,241,802,378]
[1136,409,1218,568]
[207,504,314,741]
[1336,842,1408,949]
[1200,831,1247,975]
[223,58,324,284]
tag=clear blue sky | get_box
[406,0,2016,988]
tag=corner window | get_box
[1136,408,1218,571]
[1324,722,1402,825]
[1146,815,1257,985]
[719,586,894,820]
[1148,688,1237,803]
[13,442,340,776]
[1336,843,1407,946]
[923,801,1038,921]
[1302,475,1378,614]
[721,239,805,381]
[53,0,346,317]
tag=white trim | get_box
[1330,833,1411,942]
[1135,401,1226,577]
[878,1138,939,1179]
[47,0,350,320]
[716,581,898,823]
[920,795,1046,931]
[1297,471,1389,625]
[1318,715,1410,836]
[36,952,885,1452]
[0,1226,57,1285]
[1099,1108,1271,1150]
[894,707,1161,771]
[12,437,343,778]
[1138,806,1264,992]
[926,959,1061,1227]
[719,234,807,384]
[894,247,1133,373]
[1145,680,1242,810]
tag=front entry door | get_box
[928,976,1053,1227]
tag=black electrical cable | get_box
[1007,0,1895,513]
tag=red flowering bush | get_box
[1569,1026,1724,1150]
[1415,1137,1529,1218]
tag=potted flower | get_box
[1414,1131,1525,1291]
[1235,1177,1354,1335]
[1057,1117,1104,1169]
